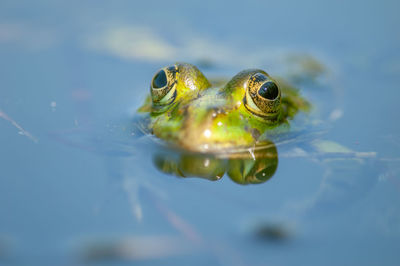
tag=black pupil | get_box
[152,70,167,88]
[258,82,279,100]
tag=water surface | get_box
[1,0,400,265]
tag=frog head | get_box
[138,63,309,152]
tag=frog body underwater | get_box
[138,63,310,153]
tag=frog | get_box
[137,62,310,154]
[135,62,312,184]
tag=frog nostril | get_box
[258,81,279,100]
[152,69,167,89]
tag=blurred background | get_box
[0,0,400,265]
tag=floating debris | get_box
[0,109,38,143]
[253,222,292,242]
[80,236,197,261]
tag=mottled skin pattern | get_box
[138,63,310,153]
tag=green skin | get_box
[138,62,310,154]
[137,63,311,184]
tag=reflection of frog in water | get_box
[154,141,278,185]
[137,62,311,184]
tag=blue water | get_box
[1,0,400,265]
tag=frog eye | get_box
[152,69,167,88]
[150,66,177,106]
[244,73,281,120]
[258,81,279,100]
